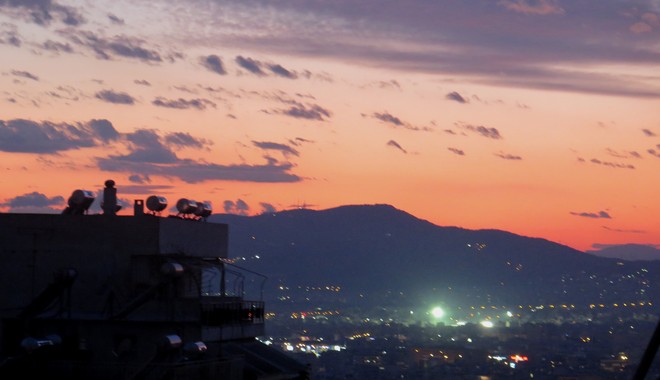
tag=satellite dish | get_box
[146,195,168,212]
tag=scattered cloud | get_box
[134,79,151,86]
[128,173,151,184]
[95,89,136,105]
[371,112,429,131]
[1,191,64,213]
[288,137,314,146]
[42,39,74,53]
[152,97,216,110]
[642,129,656,137]
[61,30,164,63]
[0,118,119,153]
[601,226,647,234]
[278,102,332,121]
[570,210,612,219]
[107,13,124,25]
[267,63,297,78]
[0,0,85,26]
[165,132,212,150]
[259,202,277,214]
[235,55,265,75]
[201,54,226,75]
[373,112,404,127]
[0,28,21,47]
[223,199,250,215]
[590,158,635,169]
[448,147,465,156]
[606,148,642,159]
[11,70,39,81]
[458,123,503,139]
[495,152,522,160]
[98,158,301,184]
[446,91,467,103]
[117,184,174,195]
[648,148,660,158]
[253,141,299,157]
[97,129,300,183]
[498,0,564,15]
[386,140,407,154]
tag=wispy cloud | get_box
[190,1,660,98]
[570,210,612,219]
[107,13,124,25]
[164,132,212,150]
[371,112,429,131]
[590,158,635,169]
[253,141,299,157]
[152,97,216,110]
[373,112,404,127]
[128,173,151,184]
[0,0,84,26]
[386,140,407,154]
[95,128,300,183]
[278,102,331,121]
[448,147,465,156]
[497,0,564,15]
[601,226,646,234]
[648,147,660,158]
[60,30,165,63]
[459,123,503,139]
[11,70,39,81]
[95,89,136,105]
[267,63,297,78]
[0,118,119,153]
[446,91,467,103]
[201,54,226,75]
[642,128,657,137]
[42,39,73,53]
[235,55,265,75]
[495,151,522,160]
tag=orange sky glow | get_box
[0,0,659,252]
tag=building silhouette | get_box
[0,180,308,379]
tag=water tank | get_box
[146,195,168,212]
[68,189,95,209]
[194,201,212,218]
[176,198,198,214]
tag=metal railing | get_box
[200,299,264,326]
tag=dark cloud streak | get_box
[201,54,226,75]
[95,89,135,105]
[570,210,612,219]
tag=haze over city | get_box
[1,0,659,252]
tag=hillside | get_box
[208,205,659,310]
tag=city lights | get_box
[431,306,445,319]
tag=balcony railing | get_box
[200,298,264,326]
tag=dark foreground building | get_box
[0,181,308,379]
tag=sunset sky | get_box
[1,0,658,252]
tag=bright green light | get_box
[431,306,445,319]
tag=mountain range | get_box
[208,204,659,311]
